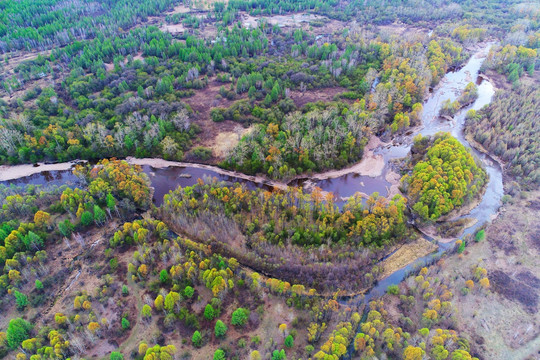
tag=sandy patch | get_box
[161,23,186,34]
[212,126,254,158]
[241,13,327,29]
[378,238,438,279]
[385,170,402,198]
[0,161,80,181]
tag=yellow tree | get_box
[34,210,51,228]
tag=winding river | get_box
[0,44,503,307]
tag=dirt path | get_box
[118,276,144,353]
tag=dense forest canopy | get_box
[402,133,487,221]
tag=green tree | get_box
[94,205,106,225]
[213,349,226,360]
[272,349,286,360]
[215,320,227,338]
[192,330,202,347]
[14,291,28,310]
[284,335,294,348]
[58,219,74,237]
[110,351,124,360]
[204,304,215,320]
[121,317,130,330]
[81,211,94,226]
[231,308,249,327]
[35,279,43,290]
[7,318,32,349]
[106,193,116,211]
[184,286,194,298]
[159,269,169,283]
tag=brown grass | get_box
[431,190,540,359]
[378,238,438,279]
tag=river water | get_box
[0,45,503,308]
[347,45,504,306]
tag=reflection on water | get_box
[141,165,272,206]
[0,169,80,188]
[314,173,390,199]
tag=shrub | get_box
[387,285,400,295]
[475,229,485,242]
[110,352,124,360]
[191,147,212,161]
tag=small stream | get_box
[349,44,503,306]
[0,45,503,334]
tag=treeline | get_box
[224,105,369,178]
[160,179,411,291]
[402,133,487,222]
[0,24,464,166]
[465,86,539,188]
[0,0,180,52]
[224,0,527,30]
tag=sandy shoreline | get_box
[0,161,81,181]
[308,135,386,180]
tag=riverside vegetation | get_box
[0,0,539,359]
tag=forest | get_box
[159,179,410,291]
[0,0,539,359]
[465,86,539,188]
[401,133,487,222]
